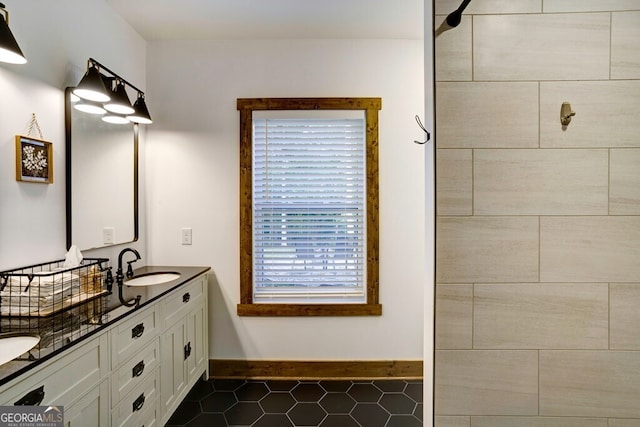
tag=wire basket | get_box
[0,258,110,317]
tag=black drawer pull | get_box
[132,393,145,412]
[184,342,192,360]
[132,360,145,378]
[15,385,45,406]
[183,292,190,303]
[131,323,145,339]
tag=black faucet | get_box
[116,247,142,307]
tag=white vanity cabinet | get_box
[0,270,209,427]
[159,275,208,422]
[0,334,110,426]
[109,304,161,427]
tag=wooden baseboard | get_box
[209,360,423,380]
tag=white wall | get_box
[0,0,147,270]
[146,39,426,360]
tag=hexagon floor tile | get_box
[165,379,424,427]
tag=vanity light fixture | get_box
[102,113,130,124]
[126,93,153,124]
[73,58,152,125]
[0,2,26,64]
[73,100,106,115]
[73,63,111,103]
[104,79,134,115]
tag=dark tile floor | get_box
[165,379,424,427]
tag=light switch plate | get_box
[181,228,192,245]
[103,227,114,245]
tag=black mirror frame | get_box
[64,87,139,250]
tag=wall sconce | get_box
[73,58,152,125]
[0,2,27,64]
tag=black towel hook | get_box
[414,115,431,144]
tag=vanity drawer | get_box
[111,338,159,405]
[110,305,159,368]
[162,276,204,328]
[0,335,106,407]
[112,367,159,427]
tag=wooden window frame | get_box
[237,97,382,316]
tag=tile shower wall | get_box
[434,1,640,425]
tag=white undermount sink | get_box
[0,334,40,366]
[125,272,181,287]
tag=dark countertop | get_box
[0,265,210,388]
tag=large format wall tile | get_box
[540,81,640,148]
[437,217,539,283]
[610,420,640,427]
[545,0,640,12]
[540,351,640,417]
[540,217,640,282]
[435,16,472,81]
[472,417,607,427]
[610,149,640,214]
[435,82,538,148]
[474,284,608,349]
[474,13,610,81]
[436,416,471,427]
[435,350,538,415]
[436,149,472,215]
[610,284,640,349]
[436,284,473,349]
[474,149,608,215]
[612,12,640,80]
[435,0,542,15]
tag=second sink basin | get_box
[125,272,180,287]
[0,333,40,366]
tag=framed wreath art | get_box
[15,135,53,184]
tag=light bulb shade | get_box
[0,12,26,64]
[104,80,134,115]
[73,100,106,115]
[102,114,130,124]
[73,65,111,103]
[126,94,153,124]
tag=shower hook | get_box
[414,115,431,144]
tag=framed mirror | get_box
[65,87,138,250]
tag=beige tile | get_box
[436,284,473,349]
[611,284,640,349]
[435,0,541,15]
[436,149,472,215]
[540,81,640,148]
[540,217,640,282]
[610,420,640,427]
[611,149,640,214]
[435,82,538,148]
[612,12,640,80]
[435,16,472,81]
[472,417,607,427]
[435,350,538,415]
[545,0,640,12]
[474,284,609,349]
[474,149,609,215]
[474,13,610,81]
[437,416,470,427]
[437,217,539,283]
[540,351,640,417]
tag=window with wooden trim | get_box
[237,98,382,316]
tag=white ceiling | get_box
[106,0,423,41]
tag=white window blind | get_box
[252,113,367,303]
